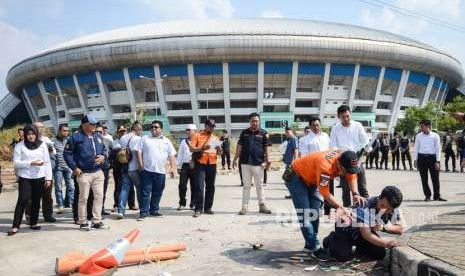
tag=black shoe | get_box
[44,217,56,222]
[129,206,139,211]
[91,222,107,229]
[101,210,111,216]
[336,185,342,188]
[137,215,147,221]
[284,195,292,199]
[204,210,214,215]
[150,212,163,217]
[80,223,91,231]
[424,197,431,202]
[30,225,41,230]
[435,197,447,202]
[193,211,201,218]
[7,228,18,236]
[310,248,335,262]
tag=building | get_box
[4,18,464,136]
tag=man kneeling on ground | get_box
[323,186,405,261]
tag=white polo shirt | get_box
[135,135,176,174]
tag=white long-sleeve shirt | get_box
[13,141,53,181]
[413,132,441,162]
[330,121,368,152]
[176,138,192,168]
[299,131,330,156]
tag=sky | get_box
[1,0,464,98]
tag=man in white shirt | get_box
[176,124,197,210]
[298,126,312,157]
[413,119,446,202]
[136,120,177,219]
[329,105,370,207]
[307,117,330,154]
[116,122,143,218]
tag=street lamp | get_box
[205,84,213,120]
[139,74,167,119]
[45,92,67,131]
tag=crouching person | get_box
[323,186,405,261]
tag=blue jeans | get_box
[140,170,166,216]
[286,174,323,251]
[118,171,141,214]
[54,168,74,207]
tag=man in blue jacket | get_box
[64,115,107,231]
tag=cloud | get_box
[135,0,235,20]
[396,0,461,19]
[43,0,65,17]
[0,20,64,97]
[360,7,428,35]
[260,9,283,18]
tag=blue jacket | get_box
[63,131,107,173]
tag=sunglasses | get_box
[151,126,161,129]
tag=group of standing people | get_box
[366,132,413,171]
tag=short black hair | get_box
[222,129,228,133]
[337,105,351,115]
[419,119,431,126]
[151,120,163,129]
[58,124,69,131]
[304,126,310,131]
[285,127,293,132]
[249,112,260,120]
[18,128,24,132]
[102,126,108,130]
[309,117,321,125]
[379,186,403,209]
[131,121,141,131]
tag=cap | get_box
[204,118,216,128]
[81,115,99,125]
[340,151,360,174]
[117,125,127,132]
[186,124,197,130]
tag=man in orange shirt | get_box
[283,149,367,261]
[189,119,222,218]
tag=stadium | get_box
[3,18,464,136]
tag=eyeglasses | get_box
[96,131,103,134]
[62,130,70,132]
[151,126,161,129]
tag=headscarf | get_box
[23,124,43,150]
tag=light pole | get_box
[45,92,67,131]
[139,75,167,119]
[206,84,212,120]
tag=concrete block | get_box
[418,259,464,276]
[390,246,430,276]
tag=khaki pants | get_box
[77,171,104,224]
[241,164,265,207]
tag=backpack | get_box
[115,135,134,165]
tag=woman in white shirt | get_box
[8,124,52,236]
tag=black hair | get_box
[379,186,403,209]
[337,105,351,115]
[285,127,293,132]
[309,117,321,125]
[131,121,141,131]
[18,128,24,132]
[222,129,228,133]
[58,124,68,131]
[304,126,310,131]
[151,120,163,129]
[102,126,108,130]
[248,112,260,120]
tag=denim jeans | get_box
[140,170,166,216]
[54,168,74,208]
[118,171,141,214]
[286,174,323,251]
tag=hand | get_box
[414,160,417,169]
[177,168,182,175]
[265,161,271,171]
[232,160,238,170]
[385,239,402,248]
[352,195,368,206]
[95,155,105,165]
[372,223,384,232]
[435,162,440,171]
[31,160,44,166]
[73,168,83,176]
[45,180,52,188]
[201,145,210,151]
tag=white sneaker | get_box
[116,213,124,220]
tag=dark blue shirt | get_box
[64,131,107,173]
[238,128,271,166]
[283,137,298,165]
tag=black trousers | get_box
[417,154,441,199]
[194,163,216,212]
[13,177,45,228]
[379,149,389,169]
[25,179,53,220]
[324,230,386,262]
[458,150,464,172]
[444,149,456,171]
[341,166,369,207]
[72,176,93,222]
[401,150,412,170]
[178,163,196,207]
[391,150,400,170]
[221,150,231,169]
[369,150,379,169]
[323,179,335,216]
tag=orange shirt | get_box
[291,149,357,196]
[191,131,219,165]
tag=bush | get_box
[0,125,22,161]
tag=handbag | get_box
[191,135,211,162]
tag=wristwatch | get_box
[352,192,359,196]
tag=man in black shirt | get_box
[457,129,464,173]
[443,130,456,172]
[389,133,400,170]
[220,130,231,170]
[379,133,389,170]
[233,113,272,215]
[399,133,413,171]
[368,134,380,169]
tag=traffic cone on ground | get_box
[78,228,140,275]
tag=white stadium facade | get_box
[3,18,464,137]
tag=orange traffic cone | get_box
[78,228,140,275]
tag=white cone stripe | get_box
[106,238,130,264]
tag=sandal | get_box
[7,228,18,236]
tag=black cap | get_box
[340,151,360,174]
[204,118,216,128]
[81,114,99,125]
